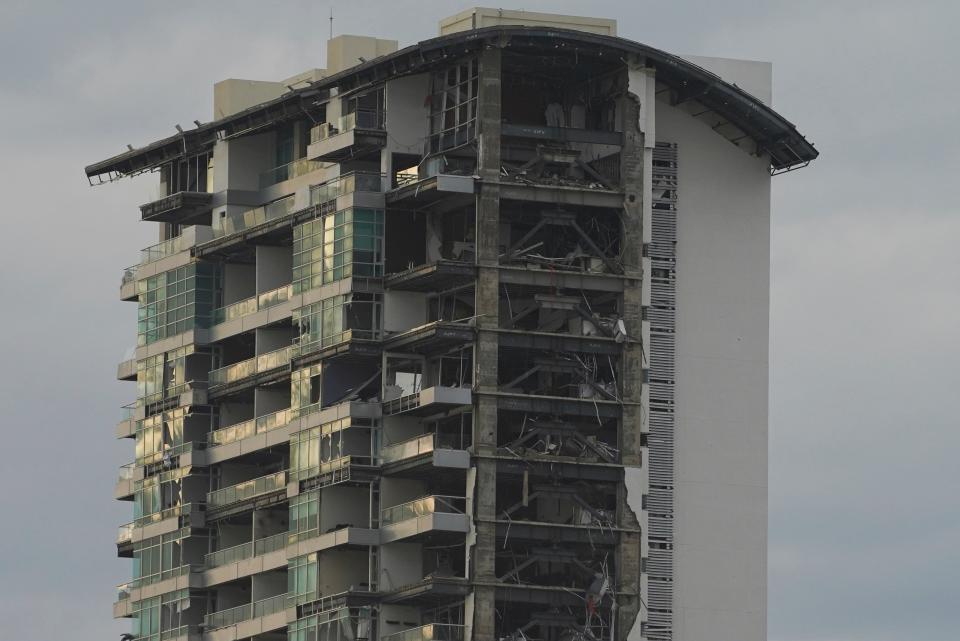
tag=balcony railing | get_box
[130,564,191,589]
[293,328,382,358]
[117,522,134,544]
[140,234,186,264]
[209,407,293,447]
[120,403,137,422]
[311,110,385,143]
[309,171,385,206]
[208,345,292,387]
[134,502,198,528]
[213,195,296,238]
[380,434,435,464]
[381,495,466,526]
[204,592,288,630]
[384,624,467,641]
[207,471,287,508]
[212,284,292,324]
[290,454,375,483]
[118,463,135,482]
[136,441,202,467]
[121,265,139,288]
[260,157,324,188]
[204,531,287,569]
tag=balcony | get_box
[207,470,287,512]
[115,463,137,500]
[119,503,205,554]
[310,171,386,213]
[120,265,139,301]
[212,195,296,239]
[380,495,469,543]
[380,433,470,472]
[385,261,475,293]
[204,592,288,632]
[293,328,383,362]
[208,345,293,393]
[384,624,467,641]
[205,531,288,569]
[208,407,293,449]
[260,157,324,189]
[382,386,472,417]
[211,283,292,325]
[140,190,213,224]
[307,111,386,162]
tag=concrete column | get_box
[471,46,502,641]
[614,58,654,640]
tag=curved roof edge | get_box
[86,25,817,181]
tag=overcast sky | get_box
[0,1,957,640]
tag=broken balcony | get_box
[386,153,476,207]
[385,203,476,292]
[140,191,213,225]
[381,350,472,417]
[384,623,467,641]
[500,206,623,276]
[308,110,386,163]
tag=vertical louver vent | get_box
[645,142,677,641]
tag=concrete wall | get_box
[327,35,398,75]
[379,542,423,592]
[655,64,771,641]
[256,246,292,292]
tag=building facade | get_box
[89,9,816,641]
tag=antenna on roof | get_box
[329,8,334,40]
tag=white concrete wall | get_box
[655,67,771,641]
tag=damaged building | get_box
[91,8,817,641]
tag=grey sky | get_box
[0,1,956,639]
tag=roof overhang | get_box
[86,26,817,182]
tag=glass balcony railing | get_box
[293,328,382,358]
[213,195,296,238]
[120,403,137,421]
[131,564,191,589]
[309,171,385,207]
[140,234,186,264]
[381,495,466,526]
[117,581,132,601]
[384,624,467,641]
[208,345,292,387]
[135,502,197,528]
[204,531,288,569]
[310,110,385,143]
[380,434,435,464]
[211,284,292,324]
[207,471,287,508]
[121,265,139,288]
[204,592,288,630]
[290,454,377,483]
[118,463,135,482]
[135,441,202,467]
[260,157,324,189]
[209,407,293,447]
[117,522,134,544]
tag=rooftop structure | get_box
[90,9,816,641]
